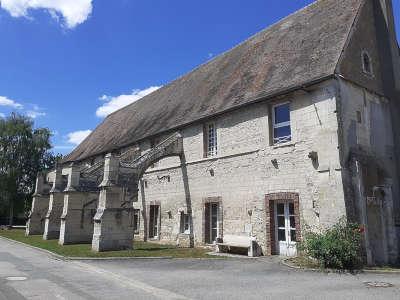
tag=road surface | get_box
[0,237,399,299]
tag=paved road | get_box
[0,237,399,300]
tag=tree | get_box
[0,113,60,226]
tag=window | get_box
[362,51,373,75]
[204,123,217,157]
[272,103,291,144]
[180,212,191,234]
[133,209,140,234]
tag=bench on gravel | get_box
[215,234,259,257]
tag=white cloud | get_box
[0,113,5,118]
[0,0,93,28]
[96,86,161,118]
[25,104,46,118]
[66,129,92,145]
[26,110,46,118]
[0,95,23,109]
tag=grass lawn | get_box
[0,229,215,258]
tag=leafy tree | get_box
[0,113,61,226]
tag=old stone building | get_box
[27,0,400,265]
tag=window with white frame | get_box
[204,122,217,157]
[180,212,190,234]
[272,103,291,144]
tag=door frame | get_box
[205,202,219,244]
[274,200,297,256]
[265,192,301,255]
[147,202,161,240]
[202,197,223,244]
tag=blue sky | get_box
[0,0,399,155]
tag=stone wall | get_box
[131,79,346,254]
[338,78,398,264]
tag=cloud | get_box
[0,0,93,28]
[0,113,5,118]
[66,129,92,145]
[96,86,161,118]
[0,96,46,119]
[24,104,46,119]
[26,110,46,119]
[0,95,23,109]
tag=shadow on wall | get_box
[180,153,194,248]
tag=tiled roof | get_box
[64,0,363,163]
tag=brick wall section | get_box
[265,192,301,255]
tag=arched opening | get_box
[133,152,194,248]
[120,132,195,248]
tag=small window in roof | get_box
[362,51,373,75]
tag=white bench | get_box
[215,234,258,257]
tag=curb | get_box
[281,257,400,274]
[280,258,319,272]
[66,256,174,261]
[0,236,178,261]
[0,236,66,261]
[363,269,400,274]
[281,258,356,274]
[206,252,259,259]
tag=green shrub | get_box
[300,218,364,270]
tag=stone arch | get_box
[92,132,194,251]
[119,131,184,176]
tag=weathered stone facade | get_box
[26,0,400,265]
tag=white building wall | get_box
[129,80,346,253]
